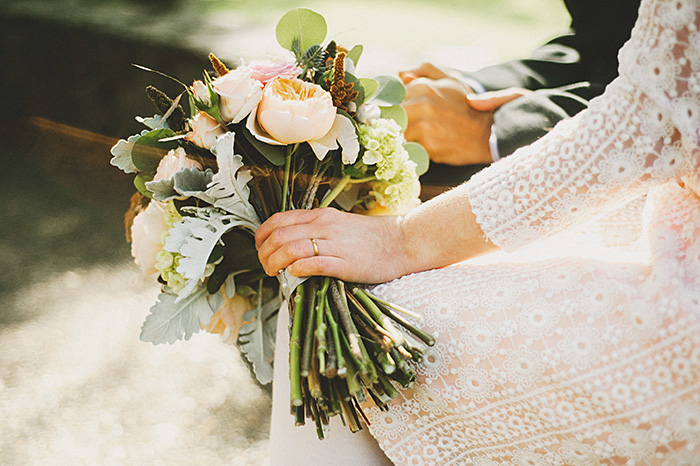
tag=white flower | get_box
[153,147,202,182]
[185,112,226,150]
[212,67,263,123]
[130,201,168,276]
[191,80,211,106]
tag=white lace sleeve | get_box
[466,0,700,252]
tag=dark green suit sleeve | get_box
[419,0,640,198]
[463,0,640,158]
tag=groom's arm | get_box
[462,0,640,158]
[407,0,640,179]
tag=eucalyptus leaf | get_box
[359,78,378,102]
[276,8,326,53]
[140,288,221,345]
[134,173,154,198]
[132,128,179,173]
[241,126,286,166]
[238,282,281,385]
[380,105,408,131]
[404,142,430,176]
[345,72,365,106]
[370,75,406,107]
[347,44,363,67]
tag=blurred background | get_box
[0,0,567,464]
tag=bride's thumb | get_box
[466,87,531,112]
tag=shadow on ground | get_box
[0,11,271,466]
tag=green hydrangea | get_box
[155,202,188,293]
[359,118,410,181]
[359,118,420,213]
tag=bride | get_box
[257,0,700,464]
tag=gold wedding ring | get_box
[310,238,319,256]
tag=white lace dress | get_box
[269,0,700,464]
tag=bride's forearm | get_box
[398,184,499,275]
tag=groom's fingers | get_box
[399,63,449,84]
[466,87,531,112]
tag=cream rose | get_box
[185,112,226,150]
[130,201,167,276]
[256,78,336,144]
[212,67,263,123]
[191,80,211,106]
[153,147,202,182]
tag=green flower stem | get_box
[330,280,363,361]
[352,287,405,347]
[301,278,318,377]
[360,288,422,320]
[289,283,305,408]
[323,294,346,378]
[374,300,435,347]
[315,277,330,375]
[281,144,298,212]
[309,341,323,400]
[319,174,351,208]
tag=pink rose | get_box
[185,112,226,150]
[249,60,303,84]
[130,201,167,276]
[153,147,202,181]
[212,67,263,123]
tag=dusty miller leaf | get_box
[146,168,214,202]
[165,208,258,302]
[140,288,221,345]
[238,281,281,385]
[110,131,148,174]
[206,132,261,226]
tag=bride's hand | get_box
[255,208,410,284]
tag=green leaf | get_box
[360,78,378,101]
[134,173,154,198]
[347,44,363,67]
[140,289,221,345]
[206,229,262,294]
[380,105,408,131]
[345,72,365,106]
[241,125,286,166]
[131,128,179,173]
[276,8,327,53]
[404,142,430,176]
[370,75,406,107]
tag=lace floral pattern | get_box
[363,0,700,464]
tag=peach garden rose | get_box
[256,77,336,144]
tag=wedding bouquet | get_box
[111,8,434,438]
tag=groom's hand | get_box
[400,63,529,166]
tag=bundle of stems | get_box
[288,277,435,438]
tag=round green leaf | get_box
[360,78,378,101]
[276,8,327,53]
[134,173,154,198]
[380,105,408,132]
[132,128,178,173]
[371,76,406,107]
[347,44,363,67]
[404,142,430,176]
